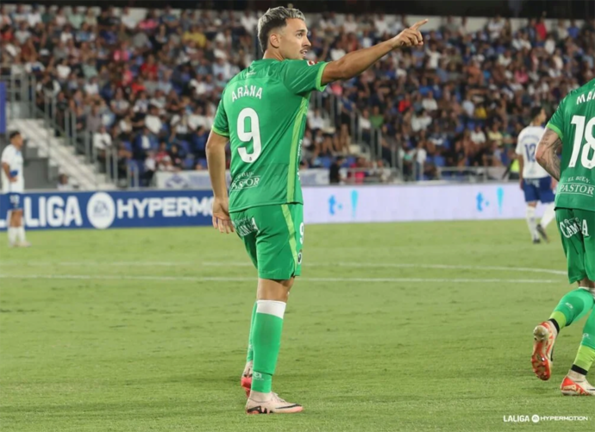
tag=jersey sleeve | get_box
[546,97,566,139]
[515,131,524,155]
[212,98,230,137]
[280,60,328,95]
[1,146,14,164]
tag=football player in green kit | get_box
[206,6,428,413]
[532,78,595,396]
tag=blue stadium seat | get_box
[178,140,191,154]
[434,156,446,167]
[184,156,195,170]
[320,157,332,168]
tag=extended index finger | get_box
[410,19,429,30]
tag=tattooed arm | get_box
[535,128,563,181]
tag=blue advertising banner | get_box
[0,82,6,134]
[0,190,214,231]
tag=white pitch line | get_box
[0,261,568,276]
[202,261,568,276]
[0,274,559,284]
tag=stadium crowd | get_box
[1,5,594,184]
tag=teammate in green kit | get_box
[531,78,595,396]
[206,6,428,413]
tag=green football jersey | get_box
[212,59,328,212]
[547,78,595,212]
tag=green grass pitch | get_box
[1,220,594,432]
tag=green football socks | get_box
[572,309,595,375]
[246,302,257,363]
[549,288,595,330]
[251,300,286,393]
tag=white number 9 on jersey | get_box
[237,108,262,163]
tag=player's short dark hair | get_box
[257,6,306,53]
[9,130,20,141]
[530,106,544,119]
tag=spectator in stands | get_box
[329,157,345,184]
[2,4,592,186]
[57,173,73,190]
[93,124,112,167]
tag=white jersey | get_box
[515,125,550,179]
[1,144,25,193]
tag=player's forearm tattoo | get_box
[536,129,562,181]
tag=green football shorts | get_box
[230,204,304,280]
[556,209,595,284]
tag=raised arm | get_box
[321,19,428,85]
[535,129,563,181]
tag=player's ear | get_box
[269,31,281,49]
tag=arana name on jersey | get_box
[231,85,263,102]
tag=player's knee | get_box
[257,278,294,302]
[579,278,595,289]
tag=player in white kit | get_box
[515,107,557,244]
[1,131,30,247]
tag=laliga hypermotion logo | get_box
[87,192,116,229]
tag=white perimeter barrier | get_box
[302,183,546,224]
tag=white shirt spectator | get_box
[498,53,512,67]
[392,19,404,34]
[57,64,71,80]
[188,113,208,131]
[343,18,357,34]
[121,12,139,30]
[93,131,112,151]
[57,179,73,191]
[426,49,442,69]
[462,99,475,117]
[60,31,73,44]
[14,28,31,44]
[415,147,427,164]
[487,18,504,40]
[27,10,42,27]
[512,35,531,51]
[119,118,132,134]
[171,114,189,135]
[84,81,99,95]
[359,115,371,131]
[1,144,24,193]
[556,23,568,40]
[374,16,389,35]
[26,61,45,74]
[422,96,438,112]
[330,46,346,61]
[411,113,432,132]
[470,129,487,144]
[308,111,325,130]
[545,37,555,55]
[213,60,232,81]
[144,114,162,135]
[145,155,156,172]
[141,134,152,150]
[241,14,257,34]
[11,11,27,25]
